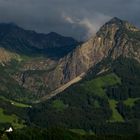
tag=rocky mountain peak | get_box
[96,17,125,37]
[107,17,124,24]
[53,18,140,89]
[97,17,139,38]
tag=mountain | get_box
[59,17,140,80]
[1,17,140,101]
[29,17,140,135]
[0,23,79,58]
[0,23,79,100]
[0,17,140,138]
[35,17,140,98]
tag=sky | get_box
[0,0,139,40]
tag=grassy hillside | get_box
[29,57,140,135]
[0,49,140,136]
[0,54,55,103]
[108,100,124,122]
[0,108,25,129]
[0,99,29,130]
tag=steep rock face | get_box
[48,17,140,88]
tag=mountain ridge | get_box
[0,22,79,59]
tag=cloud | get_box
[0,0,139,40]
[63,15,75,24]
[62,13,110,40]
[79,18,97,39]
[63,15,96,39]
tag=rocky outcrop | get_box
[45,17,140,91]
[0,47,20,64]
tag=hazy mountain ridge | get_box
[0,23,79,58]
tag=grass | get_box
[84,73,121,97]
[69,129,87,135]
[0,108,25,129]
[69,129,95,136]
[124,98,140,107]
[52,100,68,111]
[81,73,123,121]
[0,96,32,108]
[109,100,124,122]
[82,73,123,122]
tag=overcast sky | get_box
[0,0,139,40]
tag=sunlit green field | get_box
[109,100,124,122]
[124,98,140,107]
[0,96,32,108]
[0,108,25,129]
[84,73,121,97]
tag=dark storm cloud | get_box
[0,0,139,40]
